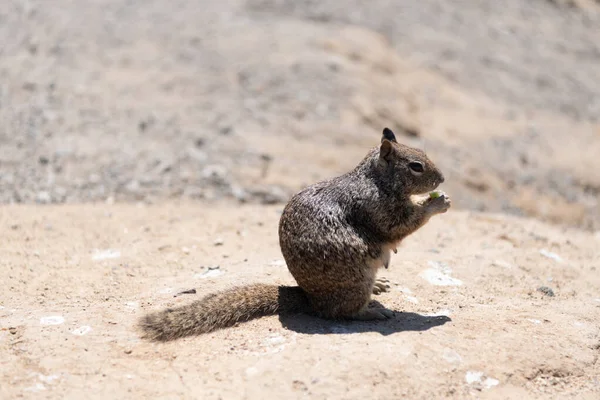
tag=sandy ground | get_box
[1,203,599,399]
[2,0,600,398]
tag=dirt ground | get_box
[1,204,599,399]
[2,0,600,229]
[1,0,600,399]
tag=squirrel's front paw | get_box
[426,192,451,214]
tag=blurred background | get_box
[1,0,599,230]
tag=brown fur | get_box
[139,127,450,341]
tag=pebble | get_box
[214,238,224,246]
[491,260,513,269]
[91,249,121,261]
[195,267,224,279]
[40,316,65,325]
[442,349,462,364]
[71,326,92,336]
[539,249,563,263]
[36,191,52,204]
[419,261,463,286]
[423,309,452,317]
[465,371,499,389]
[174,288,197,297]
[269,259,286,267]
[537,286,555,297]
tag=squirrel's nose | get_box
[439,174,445,184]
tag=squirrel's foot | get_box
[352,307,395,321]
[425,192,451,215]
[372,278,391,295]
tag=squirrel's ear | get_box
[379,139,394,165]
[382,127,397,143]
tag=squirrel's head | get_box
[377,127,445,195]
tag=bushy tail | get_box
[138,284,310,341]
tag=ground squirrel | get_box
[139,127,450,341]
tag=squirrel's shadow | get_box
[279,301,451,336]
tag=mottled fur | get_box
[139,128,450,341]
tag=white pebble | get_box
[195,269,224,279]
[491,260,513,269]
[40,316,65,325]
[92,249,121,261]
[38,374,59,383]
[527,319,542,324]
[269,259,286,267]
[539,249,563,263]
[265,335,286,345]
[483,377,500,388]
[465,371,499,389]
[442,349,462,364]
[24,383,46,392]
[419,261,463,286]
[465,371,484,384]
[71,326,92,336]
[419,265,463,286]
[423,309,452,317]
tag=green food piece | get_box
[429,191,442,199]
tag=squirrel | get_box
[139,127,450,341]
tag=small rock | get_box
[40,316,65,325]
[419,261,463,286]
[174,288,197,297]
[214,238,224,246]
[195,267,224,279]
[91,249,121,261]
[219,126,233,135]
[465,371,499,389]
[36,191,52,204]
[194,137,205,148]
[537,286,555,297]
[404,295,419,304]
[71,326,92,336]
[9,327,17,335]
[124,349,132,355]
[231,185,248,202]
[539,249,563,263]
[442,348,462,364]
[182,247,190,254]
[491,260,513,269]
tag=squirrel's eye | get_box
[408,161,424,174]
